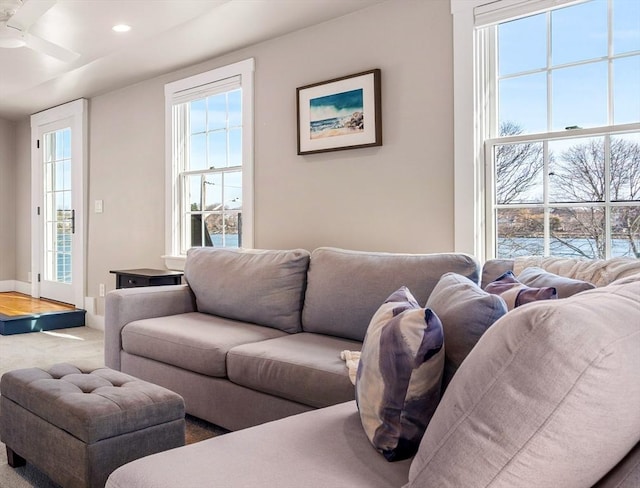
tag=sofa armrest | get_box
[105,285,197,370]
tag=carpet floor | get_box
[0,326,224,488]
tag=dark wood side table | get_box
[110,268,184,289]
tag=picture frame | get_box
[297,69,381,155]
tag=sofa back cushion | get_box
[184,248,310,333]
[517,266,595,298]
[407,277,640,488]
[302,247,480,341]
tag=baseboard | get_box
[86,313,105,331]
[0,280,14,292]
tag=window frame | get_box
[451,0,639,261]
[163,59,254,270]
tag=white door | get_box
[31,100,87,307]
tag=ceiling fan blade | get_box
[24,32,79,63]
[6,0,56,31]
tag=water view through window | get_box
[491,0,639,259]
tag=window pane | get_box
[550,206,605,259]
[204,173,222,210]
[611,206,640,257]
[611,133,640,201]
[495,140,544,204]
[224,170,242,208]
[228,90,242,127]
[549,137,605,203]
[613,0,640,55]
[496,208,545,257]
[186,174,202,211]
[190,99,206,134]
[189,133,207,171]
[207,94,227,131]
[62,128,71,159]
[499,73,547,134]
[498,13,546,76]
[552,62,608,130]
[613,56,640,125]
[55,130,65,160]
[208,131,227,168]
[229,129,242,166]
[551,0,607,66]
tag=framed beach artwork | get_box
[297,69,382,155]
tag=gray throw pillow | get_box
[184,247,310,333]
[517,266,595,298]
[356,286,444,462]
[485,270,557,310]
[427,273,508,389]
[407,279,640,488]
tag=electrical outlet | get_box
[99,283,105,297]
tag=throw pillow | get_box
[426,273,508,389]
[406,279,640,488]
[517,266,595,298]
[356,286,444,462]
[484,270,557,310]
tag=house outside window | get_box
[451,0,639,260]
[164,59,254,269]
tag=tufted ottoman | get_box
[0,363,185,488]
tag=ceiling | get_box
[0,0,383,121]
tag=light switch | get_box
[95,200,103,213]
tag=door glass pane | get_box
[43,127,72,284]
[550,206,605,259]
[551,0,607,66]
[496,208,545,258]
[549,137,605,203]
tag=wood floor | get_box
[0,292,85,335]
[0,292,77,317]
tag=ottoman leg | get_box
[6,446,26,468]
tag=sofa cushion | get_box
[302,247,479,341]
[106,401,412,488]
[407,279,640,488]
[356,287,444,462]
[226,333,360,408]
[122,312,286,377]
[426,272,508,389]
[184,247,310,333]
[517,266,595,298]
[485,270,557,310]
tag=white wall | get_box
[0,118,16,282]
[15,0,455,316]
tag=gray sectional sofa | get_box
[105,247,479,430]
[105,249,640,488]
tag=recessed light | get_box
[112,24,131,33]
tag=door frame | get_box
[31,99,88,308]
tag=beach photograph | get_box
[309,88,364,139]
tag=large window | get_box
[164,59,254,268]
[454,0,639,260]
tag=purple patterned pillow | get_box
[485,271,557,310]
[355,286,444,461]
